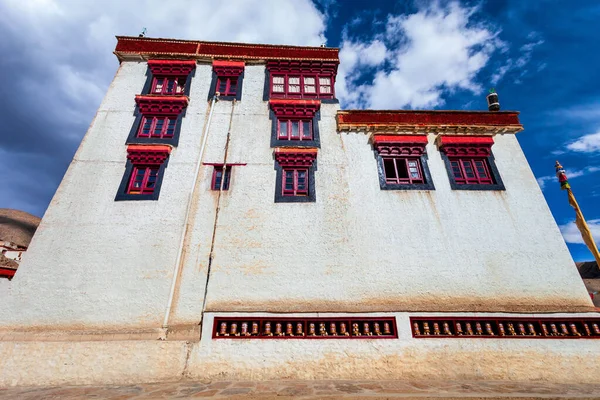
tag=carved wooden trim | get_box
[134,95,188,115]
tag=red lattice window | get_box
[211,166,232,191]
[383,157,424,184]
[278,119,313,141]
[127,166,160,195]
[449,157,493,185]
[151,76,187,95]
[217,77,238,97]
[137,116,177,139]
[271,74,334,99]
[283,168,309,196]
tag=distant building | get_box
[577,261,600,308]
[0,209,40,280]
[0,36,599,387]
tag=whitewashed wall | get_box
[0,59,592,333]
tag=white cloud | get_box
[0,0,326,215]
[559,219,600,245]
[536,166,600,191]
[566,132,600,153]
[337,2,503,109]
[490,33,544,85]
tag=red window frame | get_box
[127,166,160,195]
[216,76,238,97]
[137,115,177,139]
[382,157,424,185]
[151,76,187,95]
[449,157,493,185]
[211,166,232,191]
[277,119,313,141]
[270,73,334,99]
[282,168,309,196]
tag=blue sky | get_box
[0,0,598,261]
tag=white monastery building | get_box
[1,36,599,387]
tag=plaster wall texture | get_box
[2,312,600,388]
[0,58,592,336]
[0,61,216,330]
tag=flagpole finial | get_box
[555,160,570,190]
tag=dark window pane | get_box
[396,159,409,179]
[153,119,164,136]
[285,171,294,190]
[279,121,288,138]
[223,167,231,190]
[383,158,397,180]
[229,79,237,94]
[154,78,164,93]
[166,118,176,137]
[291,121,300,138]
[462,161,475,178]
[302,121,311,139]
[176,77,186,93]
[141,118,152,136]
[218,79,227,93]
[166,78,176,93]
[474,160,488,177]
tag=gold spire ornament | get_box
[555,161,600,265]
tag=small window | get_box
[211,166,232,191]
[127,166,160,195]
[269,73,334,99]
[217,77,238,97]
[282,168,309,196]
[272,76,285,93]
[382,157,424,185]
[449,157,493,185]
[288,76,301,93]
[137,116,177,139]
[303,77,316,93]
[278,119,312,141]
[151,76,186,95]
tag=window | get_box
[382,157,424,185]
[269,74,334,99]
[127,166,160,194]
[278,119,312,141]
[211,166,232,191]
[449,158,493,185]
[145,60,195,96]
[373,135,434,191]
[151,76,187,95]
[210,60,245,101]
[274,149,317,203]
[438,135,504,190]
[137,116,177,139]
[216,77,238,97]
[269,100,321,148]
[128,96,188,146]
[115,145,171,201]
[283,168,308,196]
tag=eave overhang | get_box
[115,36,340,64]
[336,110,523,135]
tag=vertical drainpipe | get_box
[160,94,218,339]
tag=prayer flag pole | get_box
[555,161,600,265]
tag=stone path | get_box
[1,379,600,399]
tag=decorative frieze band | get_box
[147,60,196,76]
[213,317,397,339]
[437,135,494,157]
[126,145,171,165]
[274,148,318,167]
[134,95,189,115]
[269,99,320,118]
[411,317,600,339]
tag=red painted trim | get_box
[0,267,16,279]
[135,95,188,115]
[410,316,600,339]
[337,110,521,127]
[147,60,196,76]
[373,135,428,145]
[212,317,398,339]
[268,64,336,99]
[115,37,339,62]
[126,145,171,165]
[213,60,245,68]
[269,99,320,118]
[275,149,317,167]
[439,136,494,145]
